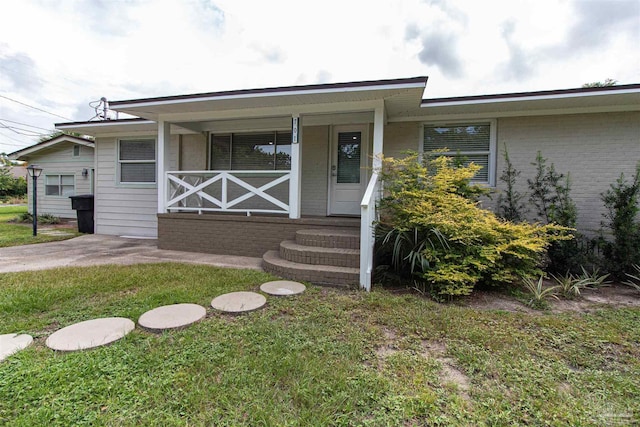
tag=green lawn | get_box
[0,205,79,248]
[1,264,638,426]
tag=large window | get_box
[45,174,75,196]
[423,121,495,185]
[210,132,292,170]
[119,139,156,183]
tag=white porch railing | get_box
[359,171,381,292]
[166,170,290,215]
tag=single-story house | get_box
[54,77,640,290]
[9,134,95,219]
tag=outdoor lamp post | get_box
[26,164,42,236]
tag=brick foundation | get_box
[158,213,359,258]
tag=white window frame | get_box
[419,119,497,186]
[117,138,157,185]
[44,174,75,197]
[72,144,81,157]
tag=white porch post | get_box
[157,120,170,213]
[359,103,385,291]
[289,114,302,219]
[372,103,385,170]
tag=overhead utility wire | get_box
[0,94,73,121]
[0,131,32,148]
[0,118,55,132]
[0,121,49,134]
[0,122,48,137]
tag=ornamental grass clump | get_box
[377,152,570,297]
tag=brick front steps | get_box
[262,228,360,286]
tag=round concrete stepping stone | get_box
[211,291,266,313]
[46,317,135,352]
[260,280,306,296]
[0,333,33,361]
[138,303,206,332]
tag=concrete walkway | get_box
[0,234,263,273]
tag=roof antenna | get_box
[89,97,118,121]
[100,97,109,120]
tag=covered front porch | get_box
[155,110,384,290]
[104,77,428,290]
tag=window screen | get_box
[423,123,491,183]
[119,139,156,183]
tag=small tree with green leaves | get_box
[527,152,587,273]
[528,152,563,223]
[598,163,640,279]
[0,167,27,200]
[496,145,527,222]
[376,151,569,297]
[582,79,617,88]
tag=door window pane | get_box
[337,132,361,184]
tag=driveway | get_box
[0,234,263,273]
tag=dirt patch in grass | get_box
[456,285,640,313]
[421,340,471,402]
[457,290,536,313]
[375,328,399,360]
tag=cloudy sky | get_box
[1,0,638,153]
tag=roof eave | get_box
[110,76,429,110]
[8,135,94,159]
[421,84,640,107]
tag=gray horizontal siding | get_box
[94,136,178,237]
[26,143,94,219]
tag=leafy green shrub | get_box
[12,212,33,223]
[12,212,61,225]
[376,152,569,297]
[598,163,640,279]
[39,213,61,224]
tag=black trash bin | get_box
[69,194,94,234]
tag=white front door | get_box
[329,125,369,216]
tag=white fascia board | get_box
[56,120,156,130]
[391,103,640,122]
[157,99,384,123]
[421,88,640,108]
[113,82,426,110]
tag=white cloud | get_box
[0,0,638,152]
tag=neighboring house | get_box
[55,77,640,289]
[7,165,28,180]
[9,134,95,219]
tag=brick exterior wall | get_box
[490,111,640,234]
[158,213,359,257]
